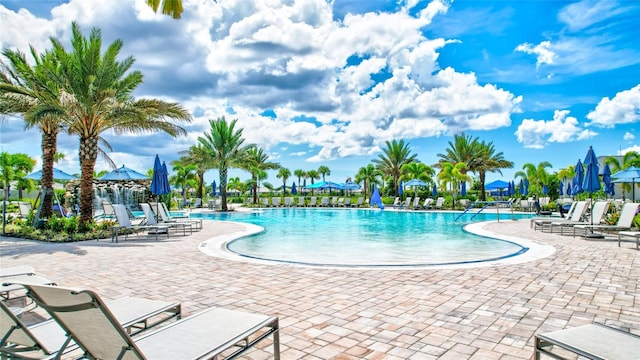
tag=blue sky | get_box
[0,0,639,187]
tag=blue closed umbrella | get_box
[398,181,403,196]
[582,146,601,225]
[519,179,524,195]
[460,181,467,196]
[291,182,297,195]
[573,159,584,194]
[559,181,564,196]
[151,155,169,196]
[370,187,384,209]
[566,181,572,196]
[211,181,217,196]
[542,184,549,195]
[523,179,529,196]
[603,164,614,196]
[432,184,437,197]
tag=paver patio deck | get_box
[1,215,638,359]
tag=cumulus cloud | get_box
[515,110,597,149]
[586,84,640,127]
[515,41,556,67]
[623,132,635,141]
[620,145,640,155]
[0,0,522,165]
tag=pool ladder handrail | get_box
[454,200,514,221]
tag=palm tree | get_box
[47,23,191,224]
[355,163,382,200]
[198,117,252,211]
[178,144,215,200]
[227,176,242,197]
[0,47,65,219]
[306,170,320,195]
[474,141,514,201]
[437,161,470,209]
[294,169,306,189]
[318,165,331,182]
[400,161,435,198]
[516,162,552,196]
[0,152,35,233]
[372,139,417,196]
[169,161,197,204]
[243,147,279,204]
[605,151,640,198]
[276,168,291,198]
[146,0,185,19]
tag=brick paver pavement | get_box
[1,216,638,359]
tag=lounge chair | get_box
[434,197,445,209]
[337,197,345,207]
[391,197,401,209]
[618,231,640,249]
[549,200,609,235]
[272,197,281,207]
[320,197,330,207]
[261,198,270,207]
[16,202,33,219]
[308,197,317,207]
[537,200,588,233]
[331,197,339,207]
[141,203,192,236]
[155,202,202,231]
[296,197,305,207]
[534,323,640,360]
[194,197,202,208]
[421,198,433,209]
[573,202,640,238]
[411,197,421,210]
[111,204,170,243]
[351,197,363,208]
[14,282,280,360]
[283,197,292,207]
[98,200,116,219]
[343,198,351,207]
[531,201,577,230]
[0,266,56,301]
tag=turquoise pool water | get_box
[193,209,529,267]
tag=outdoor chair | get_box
[272,197,282,207]
[98,200,116,220]
[573,202,640,238]
[343,198,351,207]
[111,204,170,243]
[17,202,33,219]
[331,197,339,207]
[320,197,330,207]
[194,198,202,208]
[434,197,445,209]
[536,200,588,233]
[534,323,640,360]
[309,197,317,207]
[140,203,192,236]
[14,282,280,360]
[156,202,202,231]
[421,198,433,209]
[531,201,576,230]
[284,197,292,207]
[0,285,181,359]
[618,230,640,249]
[351,197,363,208]
[0,266,56,301]
[411,197,421,209]
[337,198,345,207]
[261,198,270,207]
[391,197,401,208]
[549,200,608,235]
[296,197,306,207]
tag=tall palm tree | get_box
[605,151,640,197]
[306,170,320,195]
[243,147,279,204]
[169,160,197,204]
[372,139,417,196]
[355,163,382,200]
[276,168,291,198]
[474,141,514,201]
[178,144,215,200]
[48,23,191,224]
[437,161,470,209]
[294,169,306,189]
[0,47,65,219]
[400,161,435,198]
[146,0,185,19]
[318,165,331,182]
[516,162,552,196]
[198,117,252,211]
[0,152,35,233]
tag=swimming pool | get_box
[193,208,533,267]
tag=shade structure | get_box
[404,179,428,187]
[150,155,170,196]
[485,180,509,190]
[291,182,297,195]
[211,180,217,196]
[611,166,640,201]
[460,181,467,196]
[305,181,344,190]
[602,164,614,196]
[25,168,76,181]
[573,159,584,194]
[99,165,148,181]
[341,181,361,191]
[369,187,384,209]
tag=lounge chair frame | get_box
[17,283,279,360]
[111,204,170,243]
[534,323,640,360]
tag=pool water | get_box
[193,208,529,267]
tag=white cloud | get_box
[623,132,635,141]
[620,145,640,155]
[515,41,556,67]
[558,0,627,32]
[586,84,640,127]
[515,110,597,148]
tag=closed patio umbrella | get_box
[460,181,467,196]
[291,182,297,195]
[370,187,383,209]
[150,155,170,217]
[602,164,614,196]
[573,159,584,195]
[559,181,564,196]
[582,146,601,226]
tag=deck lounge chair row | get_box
[1,269,280,359]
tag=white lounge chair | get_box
[296,197,305,207]
[573,202,640,238]
[0,266,56,301]
[411,197,421,210]
[421,198,433,209]
[140,203,192,236]
[391,197,401,209]
[320,197,330,207]
[343,198,351,207]
[434,197,445,209]
[351,197,363,208]
[261,198,270,207]
[155,202,202,231]
[111,204,170,243]
[308,197,317,207]
[534,323,640,360]
[531,201,577,230]
[549,200,608,235]
[15,282,280,360]
[272,197,282,207]
[618,230,640,249]
[539,201,588,233]
[16,202,33,219]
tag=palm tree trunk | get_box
[479,171,487,201]
[40,131,58,219]
[220,166,228,211]
[252,174,258,204]
[79,136,99,224]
